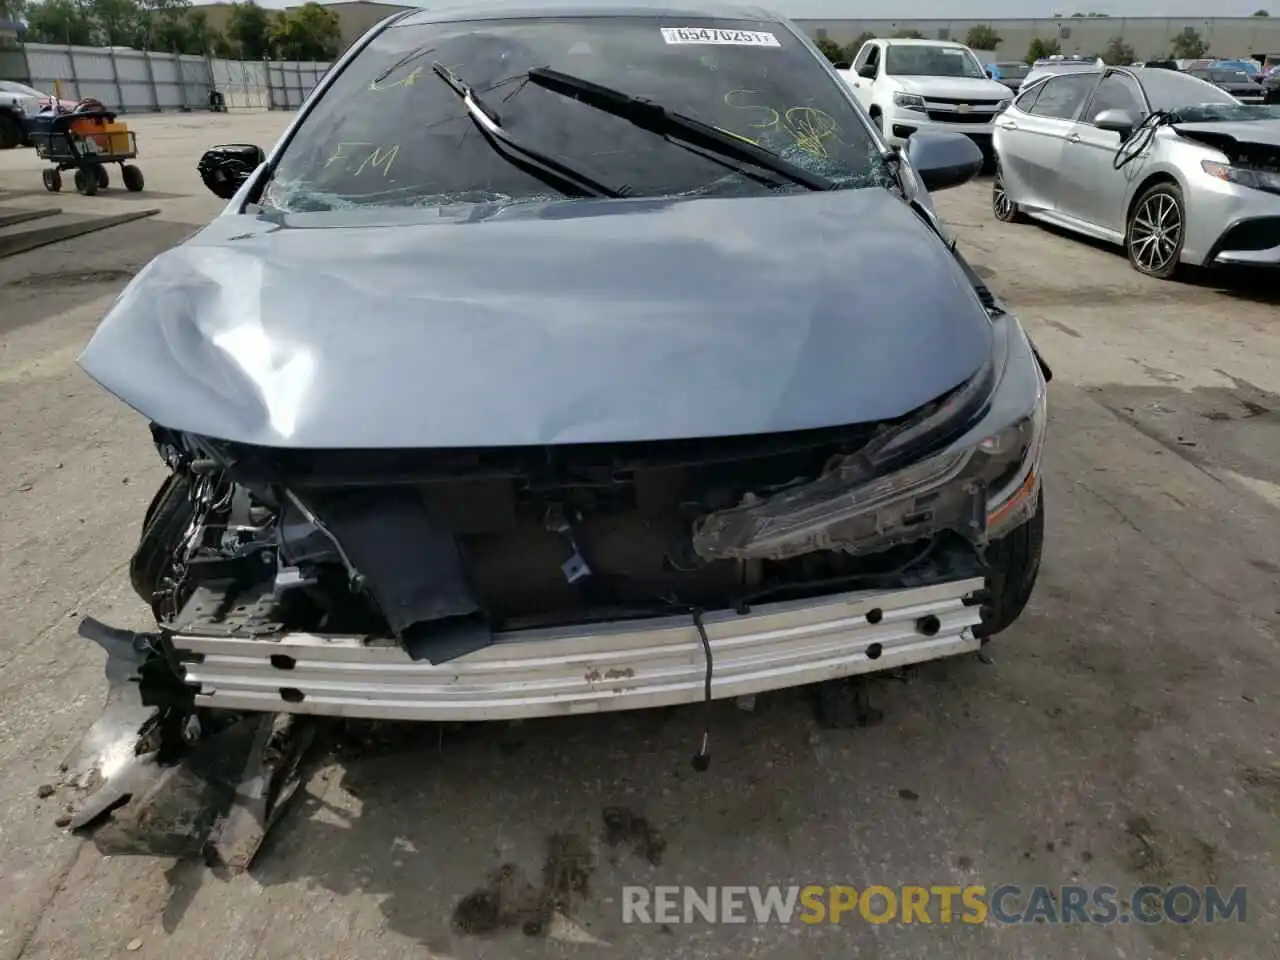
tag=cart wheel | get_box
[96,165,109,190]
[42,168,62,193]
[74,167,99,196]
[121,164,145,193]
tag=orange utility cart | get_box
[30,106,145,196]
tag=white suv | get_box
[840,39,1013,160]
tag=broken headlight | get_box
[691,316,1047,561]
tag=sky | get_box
[191,0,1278,16]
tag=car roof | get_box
[879,38,968,47]
[398,0,781,25]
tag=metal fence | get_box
[0,42,333,112]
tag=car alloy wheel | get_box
[992,170,1021,223]
[1126,183,1184,279]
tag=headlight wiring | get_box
[1113,110,1176,170]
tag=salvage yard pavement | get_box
[1,112,1279,960]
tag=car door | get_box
[846,42,879,110]
[994,72,1100,211]
[1056,70,1147,233]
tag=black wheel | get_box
[129,472,195,609]
[0,111,20,150]
[869,108,884,135]
[992,166,1024,223]
[121,164,145,192]
[975,495,1045,640]
[74,166,99,196]
[95,165,109,189]
[42,168,62,193]
[1126,182,1185,280]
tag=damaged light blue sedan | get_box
[74,2,1050,775]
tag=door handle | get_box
[997,120,1017,129]
[1066,132,1082,143]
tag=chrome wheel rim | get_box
[993,176,1014,219]
[1130,192,1182,273]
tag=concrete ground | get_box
[1,112,1278,960]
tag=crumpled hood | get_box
[1173,118,1280,150]
[892,76,1012,100]
[78,189,994,449]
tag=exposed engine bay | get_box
[148,381,1035,667]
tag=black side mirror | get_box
[1093,108,1136,140]
[857,63,878,80]
[905,131,984,192]
[197,143,266,200]
[833,61,852,71]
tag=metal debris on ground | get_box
[55,616,318,872]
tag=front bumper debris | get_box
[59,577,984,865]
[176,578,986,722]
[59,618,317,869]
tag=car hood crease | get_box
[78,189,994,449]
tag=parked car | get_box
[0,81,102,148]
[0,80,50,148]
[992,65,1280,279]
[72,1,1050,819]
[1187,66,1265,103]
[839,38,1014,160]
[986,60,1031,92]
[1265,69,1280,104]
[1210,58,1263,82]
[1020,55,1105,90]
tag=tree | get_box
[1102,35,1135,65]
[135,0,195,51]
[965,25,1002,50]
[814,36,844,63]
[0,0,28,26]
[892,29,924,39]
[227,0,273,58]
[209,29,233,57]
[844,30,875,60]
[24,0,95,44]
[1252,9,1269,14]
[268,2,339,60]
[1025,37,1061,64]
[85,0,141,46]
[1170,29,1209,60]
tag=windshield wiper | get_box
[525,67,835,191]
[431,63,624,199]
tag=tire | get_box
[992,165,1024,223]
[975,495,1045,640]
[96,165,109,190]
[42,168,62,193]
[121,164,145,192]
[869,107,884,135]
[74,166,99,196]
[0,111,20,150]
[129,472,195,608]
[1125,182,1185,280]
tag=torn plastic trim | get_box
[691,313,1045,562]
[691,447,980,561]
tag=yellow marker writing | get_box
[723,89,780,130]
[370,65,424,92]
[354,144,400,178]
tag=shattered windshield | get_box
[265,16,889,212]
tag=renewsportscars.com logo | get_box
[621,884,1248,926]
